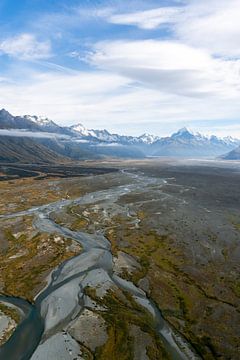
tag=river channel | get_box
[0,172,200,360]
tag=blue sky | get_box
[0,0,240,137]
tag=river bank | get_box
[0,160,239,359]
[0,169,200,359]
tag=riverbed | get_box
[0,170,200,360]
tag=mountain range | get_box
[0,109,239,163]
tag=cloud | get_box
[176,0,240,57]
[105,0,240,57]
[90,40,211,70]
[1,66,240,138]
[108,7,183,30]
[0,34,52,60]
[88,39,240,98]
[0,129,69,139]
[0,1,240,137]
[0,69,132,126]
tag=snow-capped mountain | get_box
[0,109,239,160]
[0,109,41,131]
[22,114,73,135]
[0,109,60,132]
[172,127,195,138]
[137,133,160,144]
[70,123,121,142]
[70,123,91,137]
[71,124,159,144]
[222,136,240,146]
[24,115,53,125]
[150,127,240,157]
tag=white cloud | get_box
[88,39,240,98]
[1,1,240,137]
[90,40,211,70]
[1,67,240,138]
[109,7,182,30]
[0,34,52,60]
[105,0,240,57]
[0,69,132,125]
[0,129,69,139]
[176,0,240,57]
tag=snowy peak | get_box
[21,114,72,135]
[170,128,240,146]
[222,136,240,146]
[0,111,70,135]
[0,109,240,159]
[71,124,126,142]
[138,133,160,144]
[169,128,240,146]
[70,123,90,137]
[0,108,12,117]
[23,115,56,127]
[70,124,113,141]
[71,124,159,144]
[172,127,196,139]
[176,127,191,134]
[87,129,116,142]
[61,123,240,150]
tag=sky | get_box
[0,0,240,137]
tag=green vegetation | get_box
[0,217,81,301]
[0,302,20,345]
[0,303,20,324]
[85,287,171,360]
[1,169,238,359]
[60,201,240,359]
[231,280,240,297]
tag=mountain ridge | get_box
[220,146,240,160]
[1,109,239,146]
[0,109,239,161]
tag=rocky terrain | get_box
[0,159,239,359]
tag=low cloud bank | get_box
[0,129,69,139]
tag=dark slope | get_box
[0,109,40,131]
[0,136,67,163]
[220,146,240,160]
[35,138,100,160]
[0,109,71,135]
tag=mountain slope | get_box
[0,109,239,160]
[0,136,67,163]
[0,109,41,131]
[150,128,240,158]
[70,123,159,144]
[0,109,71,136]
[36,138,100,160]
[71,123,133,143]
[220,146,240,160]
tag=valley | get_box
[0,159,239,359]
[1,0,240,359]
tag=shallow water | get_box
[0,172,199,360]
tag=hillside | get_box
[220,146,240,160]
[0,136,67,163]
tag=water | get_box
[0,172,200,359]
